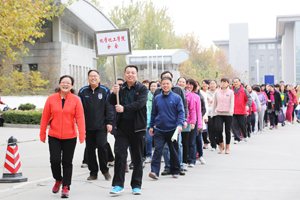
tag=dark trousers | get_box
[250,112,256,132]
[151,129,180,176]
[232,114,247,141]
[264,109,268,123]
[48,136,77,188]
[246,115,251,137]
[202,122,209,144]
[208,117,218,148]
[86,130,109,176]
[196,132,203,157]
[188,123,198,164]
[82,142,114,164]
[181,132,189,164]
[269,112,278,126]
[113,120,145,189]
[215,115,232,144]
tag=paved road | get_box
[0,124,299,200]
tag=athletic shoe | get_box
[244,138,248,142]
[173,174,179,178]
[275,125,278,129]
[129,163,134,170]
[145,157,152,163]
[270,126,274,130]
[110,186,124,194]
[149,172,159,180]
[287,122,291,125]
[87,175,97,180]
[81,163,88,168]
[203,144,208,149]
[52,180,62,193]
[199,157,206,165]
[297,119,300,123]
[161,170,171,175]
[61,186,69,198]
[211,148,216,151]
[180,168,185,175]
[108,161,114,167]
[103,172,111,181]
[239,136,243,140]
[253,131,258,134]
[183,163,188,171]
[132,188,141,195]
[233,140,239,144]
[188,163,195,168]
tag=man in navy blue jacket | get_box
[149,77,185,179]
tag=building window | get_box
[250,44,256,50]
[250,55,254,61]
[269,55,274,61]
[260,55,264,61]
[260,77,263,84]
[251,78,255,84]
[79,33,93,49]
[29,64,38,71]
[268,44,275,49]
[258,44,266,49]
[270,66,274,73]
[277,44,281,49]
[251,66,255,72]
[13,64,22,72]
[279,54,282,60]
[61,22,75,44]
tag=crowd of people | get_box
[39,66,300,198]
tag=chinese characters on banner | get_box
[95,30,131,57]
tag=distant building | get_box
[125,49,189,82]
[0,0,117,90]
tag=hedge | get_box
[2,109,43,125]
[18,103,36,111]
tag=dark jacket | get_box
[78,84,114,131]
[197,90,206,117]
[109,81,148,133]
[153,85,188,121]
[282,92,290,105]
[267,90,282,112]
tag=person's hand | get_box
[245,106,249,111]
[80,142,83,144]
[247,113,249,116]
[113,84,120,95]
[198,128,203,131]
[183,122,187,129]
[149,128,154,136]
[261,103,263,105]
[107,124,112,133]
[268,100,271,102]
[280,107,282,110]
[191,124,195,130]
[254,112,257,115]
[286,103,288,106]
[177,126,182,133]
[115,105,124,113]
[258,108,261,112]
[204,119,208,122]
[292,103,294,106]
[41,141,45,143]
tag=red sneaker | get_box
[61,186,69,198]
[52,180,62,193]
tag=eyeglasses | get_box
[119,84,123,86]
[61,82,71,85]
[89,75,99,78]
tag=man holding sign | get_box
[149,77,185,179]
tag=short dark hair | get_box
[274,84,280,88]
[202,79,209,85]
[176,77,187,85]
[161,71,173,79]
[149,81,158,90]
[124,65,138,73]
[269,84,274,88]
[220,77,230,83]
[187,78,198,92]
[88,69,100,76]
[117,78,125,83]
[161,77,172,83]
[56,75,75,94]
[233,77,241,82]
[142,79,150,84]
[209,79,217,84]
[280,81,284,83]
[253,86,260,92]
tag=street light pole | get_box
[255,59,259,84]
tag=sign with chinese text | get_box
[94,28,131,57]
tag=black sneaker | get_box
[179,169,185,176]
[161,170,171,176]
[129,163,134,170]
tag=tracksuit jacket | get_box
[232,86,252,115]
[78,84,114,131]
[150,90,185,131]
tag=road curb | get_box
[3,123,41,129]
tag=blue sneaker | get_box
[132,188,141,195]
[110,186,124,194]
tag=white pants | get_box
[257,110,265,131]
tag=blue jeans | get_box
[196,132,203,157]
[151,129,180,176]
[188,123,198,164]
[297,109,300,119]
[145,128,153,158]
[163,132,183,170]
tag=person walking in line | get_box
[286,84,296,124]
[279,84,289,118]
[149,77,185,179]
[186,79,203,167]
[246,85,261,134]
[78,70,114,181]
[253,87,267,133]
[267,85,282,130]
[262,84,270,127]
[109,66,148,195]
[207,80,218,150]
[291,85,298,123]
[246,99,257,138]
[40,75,85,198]
[200,80,210,149]
[212,78,234,154]
[177,77,188,93]
[145,81,159,163]
[232,78,252,144]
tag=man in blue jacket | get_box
[149,77,185,179]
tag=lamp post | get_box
[156,44,158,79]
[255,59,259,84]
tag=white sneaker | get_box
[253,131,258,134]
[287,122,291,125]
[244,138,248,142]
[81,163,88,168]
[183,163,188,171]
[199,157,206,165]
[188,163,195,168]
[145,157,152,163]
[234,140,238,144]
[211,148,216,151]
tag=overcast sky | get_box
[100,0,300,47]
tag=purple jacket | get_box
[257,92,267,110]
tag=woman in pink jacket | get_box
[186,79,203,167]
[212,78,234,154]
[286,84,296,124]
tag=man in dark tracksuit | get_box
[78,70,114,181]
[153,71,187,176]
[109,65,148,195]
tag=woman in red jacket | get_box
[40,75,85,198]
